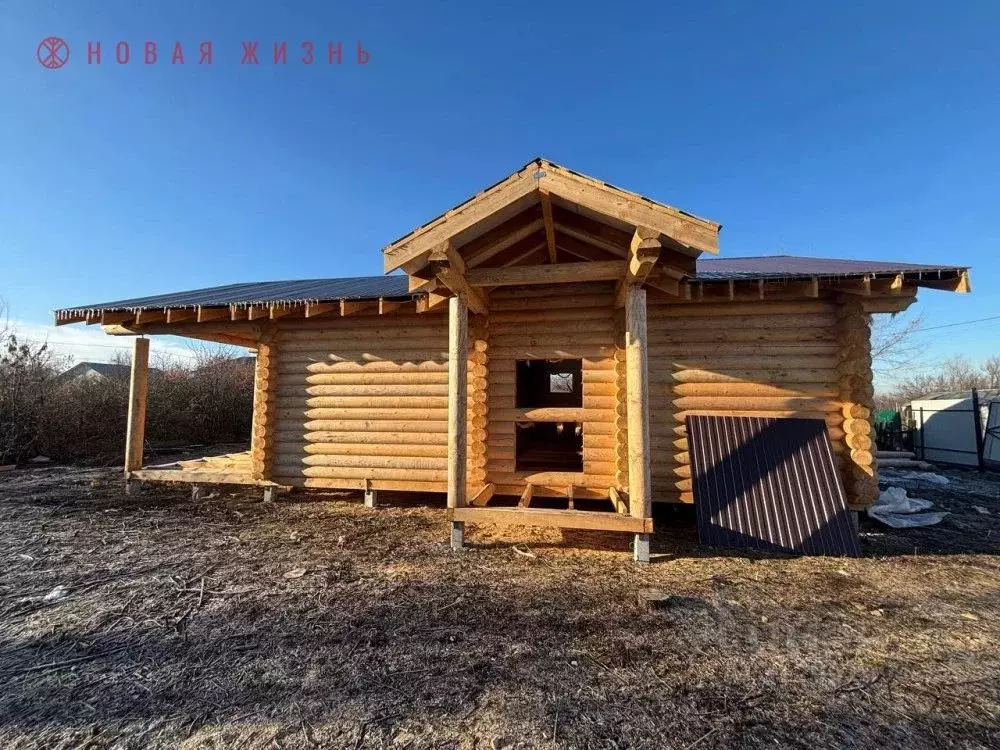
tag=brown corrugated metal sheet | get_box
[687,416,859,556]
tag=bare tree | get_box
[870,312,924,373]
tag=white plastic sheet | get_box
[868,486,949,528]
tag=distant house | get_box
[55,362,130,384]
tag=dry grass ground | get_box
[0,464,998,749]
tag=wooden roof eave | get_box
[382,158,721,274]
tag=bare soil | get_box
[0,463,998,749]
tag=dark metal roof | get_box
[54,255,969,317]
[694,255,967,281]
[57,275,411,316]
[687,415,860,556]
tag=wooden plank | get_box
[305,302,338,318]
[135,309,167,325]
[626,285,651,520]
[609,486,627,514]
[469,483,495,507]
[341,300,374,316]
[197,306,230,323]
[448,296,469,509]
[467,261,625,287]
[519,483,534,508]
[379,298,407,315]
[124,338,150,475]
[433,240,489,314]
[540,189,557,263]
[166,308,197,324]
[450,506,653,533]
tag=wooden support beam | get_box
[305,302,338,318]
[609,486,627,514]
[447,296,468,514]
[469,483,495,507]
[340,299,374,316]
[124,338,150,475]
[378,298,407,315]
[502,241,548,267]
[862,295,918,314]
[540,189,557,264]
[417,291,450,313]
[625,286,652,524]
[628,226,661,283]
[566,484,575,510]
[431,240,489,315]
[831,275,872,296]
[519,483,534,508]
[100,311,134,326]
[197,306,230,323]
[135,309,167,325]
[450,506,654,534]
[556,233,620,262]
[166,308,197,324]
[461,211,547,268]
[467,260,624,287]
[918,269,971,293]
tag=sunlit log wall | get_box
[485,283,618,499]
[645,298,862,505]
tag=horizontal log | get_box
[648,330,836,344]
[488,332,614,348]
[490,484,610,500]
[276,442,448,458]
[485,472,614,488]
[274,429,448,445]
[667,383,838,398]
[649,313,835,331]
[488,346,616,360]
[450,507,650,534]
[647,347,838,360]
[487,307,615,324]
[649,411,844,427]
[665,396,839,412]
[649,356,840,373]
[275,453,446,471]
[275,395,448,410]
[299,419,448,432]
[663,368,837,385]
[281,326,446,343]
[279,314,444,332]
[278,372,452,387]
[276,383,450,398]
[275,476,447,493]
[489,369,617,385]
[487,460,614,475]
[272,464,448,481]
[651,301,835,317]
[279,351,451,365]
[280,407,449,421]
[491,407,613,422]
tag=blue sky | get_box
[2,1,998,382]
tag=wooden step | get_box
[878,458,936,471]
[450,506,653,533]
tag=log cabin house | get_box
[54,159,970,561]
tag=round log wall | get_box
[646,299,850,504]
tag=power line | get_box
[911,314,1000,334]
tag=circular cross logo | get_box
[37,37,69,69]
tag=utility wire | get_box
[910,314,1000,334]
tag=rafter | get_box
[539,189,557,264]
[457,204,545,268]
[430,240,489,315]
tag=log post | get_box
[251,332,278,482]
[448,295,469,549]
[625,285,651,562]
[124,337,150,478]
[835,295,878,509]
